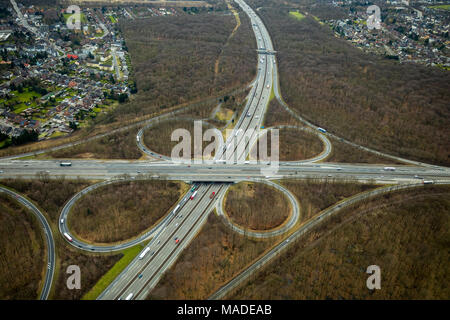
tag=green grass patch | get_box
[108,15,118,23]
[289,11,305,21]
[215,108,234,121]
[49,131,66,139]
[81,244,145,300]
[11,89,42,102]
[429,4,450,10]
[269,81,275,102]
[312,15,324,25]
[0,138,11,148]
[62,13,87,23]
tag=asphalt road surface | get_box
[0,186,55,300]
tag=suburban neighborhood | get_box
[0,1,134,147]
[326,0,449,69]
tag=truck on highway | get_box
[210,191,216,199]
[63,232,73,242]
[138,247,151,260]
[60,162,72,167]
[190,190,198,200]
[423,180,434,185]
[173,204,180,214]
[383,167,396,171]
[317,127,327,133]
[125,293,133,300]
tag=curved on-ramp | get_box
[216,180,300,238]
[249,125,332,164]
[0,186,55,300]
[58,178,190,253]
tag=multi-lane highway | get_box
[98,183,225,300]
[1,160,449,183]
[1,0,449,301]
[97,0,278,300]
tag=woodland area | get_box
[231,185,450,299]
[254,127,324,161]
[224,182,291,230]
[48,127,142,160]
[0,194,45,300]
[0,6,255,158]
[263,99,396,163]
[143,119,216,159]
[282,179,377,222]
[327,137,402,164]
[45,90,248,160]
[97,10,256,124]
[52,245,121,300]
[0,178,90,221]
[148,212,275,300]
[252,1,450,165]
[0,179,125,299]
[69,180,187,243]
[263,99,302,128]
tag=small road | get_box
[0,186,55,300]
[216,179,300,238]
[209,181,450,299]
[111,48,121,80]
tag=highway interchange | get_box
[0,0,449,300]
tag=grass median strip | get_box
[82,244,145,300]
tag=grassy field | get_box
[6,88,43,114]
[0,193,45,300]
[69,180,188,243]
[224,182,291,231]
[231,185,450,299]
[62,13,87,23]
[82,244,144,300]
[215,107,234,121]
[289,11,305,20]
[108,14,118,23]
[429,4,450,10]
